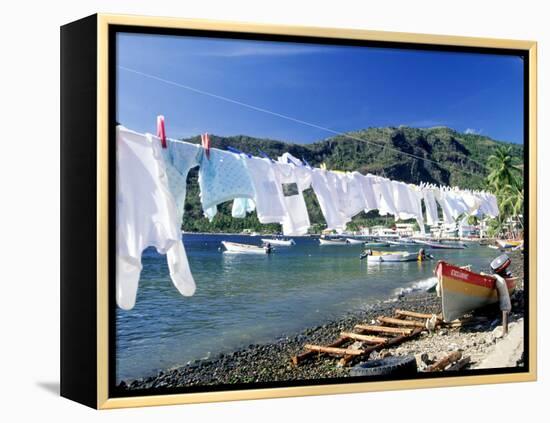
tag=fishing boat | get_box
[261,238,295,246]
[345,238,365,245]
[434,258,518,322]
[414,239,466,250]
[221,241,271,254]
[496,239,523,249]
[319,237,347,246]
[360,250,419,262]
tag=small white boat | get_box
[361,250,420,263]
[319,238,347,246]
[221,241,270,254]
[345,238,364,245]
[261,238,295,246]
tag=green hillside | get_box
[180,126,524,233]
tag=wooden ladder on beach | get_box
[291,309,442,367]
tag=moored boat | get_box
[496,239,523,249]
[345,238,365,245]
[319,237,347,246]
[435,260,517,322]
[221,241,271,254]
[261,238,295,246]
[361,250,419,262]
[414,239,466,250]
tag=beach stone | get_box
[438,329,449,336]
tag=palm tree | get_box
[486,146,521,190]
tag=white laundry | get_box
[373,177,397,216]
[310,169,349,232]
[422,186,439,225]
[444,189,470,219]
[434,188,456,224]
[116,127,195,310]
[341,172,368,219]
[272,161,312,235]
[231,197,256,218]
[243,156,287,223]
[198,148,256,221]
[357,173,380,212]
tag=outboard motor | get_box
[490,254,512,278]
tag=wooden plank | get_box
[377,316,426,328]
[395,309,442,320]
[340,332,388,344]
[354,324,413,335]
[339,327,424,366]
[304,344,364,356]
[291,337,347,365]
[426,351,462,372]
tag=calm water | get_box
[116,234,497,381]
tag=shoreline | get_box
[118,251,524,391]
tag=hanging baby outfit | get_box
[116,126,196,310]
[198,148,256,221]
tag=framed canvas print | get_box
[60,14,537,409]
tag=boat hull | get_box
[366,251,417,262]
[345,238,364,245]
[435,261,517,322]
[221,241,268,254]
[415,240,465,249]
[496,239,523,249]
[261,238,295,246]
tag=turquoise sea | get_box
[115,233,498,381]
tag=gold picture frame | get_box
[61,13,537,409]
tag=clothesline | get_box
[118,65,486,179]
[115,125,498,310]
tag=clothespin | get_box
[201,133,210,159]
[156,115,167,149]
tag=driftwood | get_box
[354,324,413,335]
[426,351,462,372]
[377,316,426,328]
[340,332,388,344]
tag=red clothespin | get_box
[156,115,167,149]
[201,132,210,159]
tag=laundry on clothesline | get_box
[115,125,499,309]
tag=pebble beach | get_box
[118,250,525,391]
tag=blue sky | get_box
[117,33,524,144]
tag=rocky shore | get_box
[118,251,525,391]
